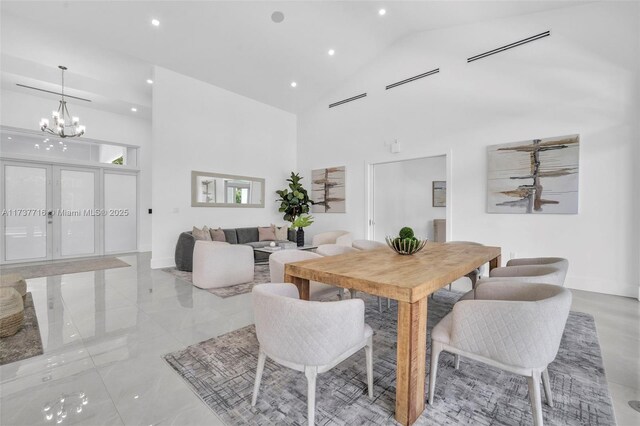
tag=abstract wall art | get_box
[311,166,346,213]
[487,135,579,214]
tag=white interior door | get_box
[104,172,137,253]
[2,162,52,262]
[53,166,100,258]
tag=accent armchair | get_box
[312,230,353,247]
[251,283,374,425]
[192,241,254,289]
[268,250,339,300]
[429,282,572,426]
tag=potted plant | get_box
[276,172,314,245]
[290,214,314,247]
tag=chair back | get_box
[269,250,322,283]
[452,283,572,369]
[352,239,386,251]
[506,257,569,284]
[252,283,365,367]
[316,244,358,257]
[489,265,566,286]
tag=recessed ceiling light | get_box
[131,107,138,112]
[378,9,386,16]
[328,49,335,56]
[146,79,153,84]
[7,136,11,140]
[271,11,285,23]
[290,81,297,88]
[151,19,160,27]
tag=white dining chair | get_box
[352,239,386,251]
[268,250,339,300]
[429,281,572,426]
[506,257,569,284]
[251,283,374,425]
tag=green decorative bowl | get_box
[385,236,428,255]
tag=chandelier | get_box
[39,66,86,138]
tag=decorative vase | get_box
[296,228,305,247]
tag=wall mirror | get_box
[191,171,265,208]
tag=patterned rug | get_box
[0,293,43,366]
[161,264,271,298]
[164,291,615,425]
[0,257,129,279]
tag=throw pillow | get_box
[272,224,289,241]
[258,226,277,241]
[210,227,226,242]
[192,226,212,241]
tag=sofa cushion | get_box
[222,229,238,244]
[236,227,259,244]
[210,227,226,242]
[258,226,277,241]
[192,226,212,241]
[273,224,289,241]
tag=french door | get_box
[1,161,101,263]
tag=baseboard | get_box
[150,257,175,269]
[565,274,638,298]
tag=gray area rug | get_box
[0,293,43,366]
[0,257,129,279]
[164,291,615,425]
[161,264,271,298]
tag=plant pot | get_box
[296,228,305,247]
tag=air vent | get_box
[329,93,367,109]
[467,31,550,63]
[385,68,439,90]
[16,84,92,102]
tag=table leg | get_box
[284,273,310,301]
[395,297,428,425]
[489,254,502,271]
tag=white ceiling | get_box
[1,1,589,115]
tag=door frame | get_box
[365,150,452,241]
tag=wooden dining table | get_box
[284,241,502,426]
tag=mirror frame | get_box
[191,171,265,208]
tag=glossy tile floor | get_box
[1,253,638,425]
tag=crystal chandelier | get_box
[39,66,86,138]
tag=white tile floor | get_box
[0,253,638,425]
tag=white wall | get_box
[0,89,153,252]
[297,2,640,297]
[150,67,297,268]
[373,156,446,241]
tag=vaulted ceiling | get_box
[1,1,587,116]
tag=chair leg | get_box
[448,283,452,291]
[454,354,460,370]
[349,289,357,299]
[527,372,544,426]
[542,368,554,407]
[338,289,344,300]
[305,366,318,426]
[387,298,391,309]
[378,297,382,313]
[251,350,266,406]
[428,342,442,405]
[365,336,373,399]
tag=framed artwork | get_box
[432,181,446,207]
[487,134,579,214]
[311,166,346,213]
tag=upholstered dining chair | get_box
[251,283,374,425]
[269,250,339,300]
[192,241,254,289]
[352,239,386,251]
[312,230,353,247]
[444,241,485,290]
[429,281,572,426]
[489,265,566,286]
[506,257,569,285]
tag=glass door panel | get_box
[54,167,99,258]
[3,163,51,261]
[104,173,137,253]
